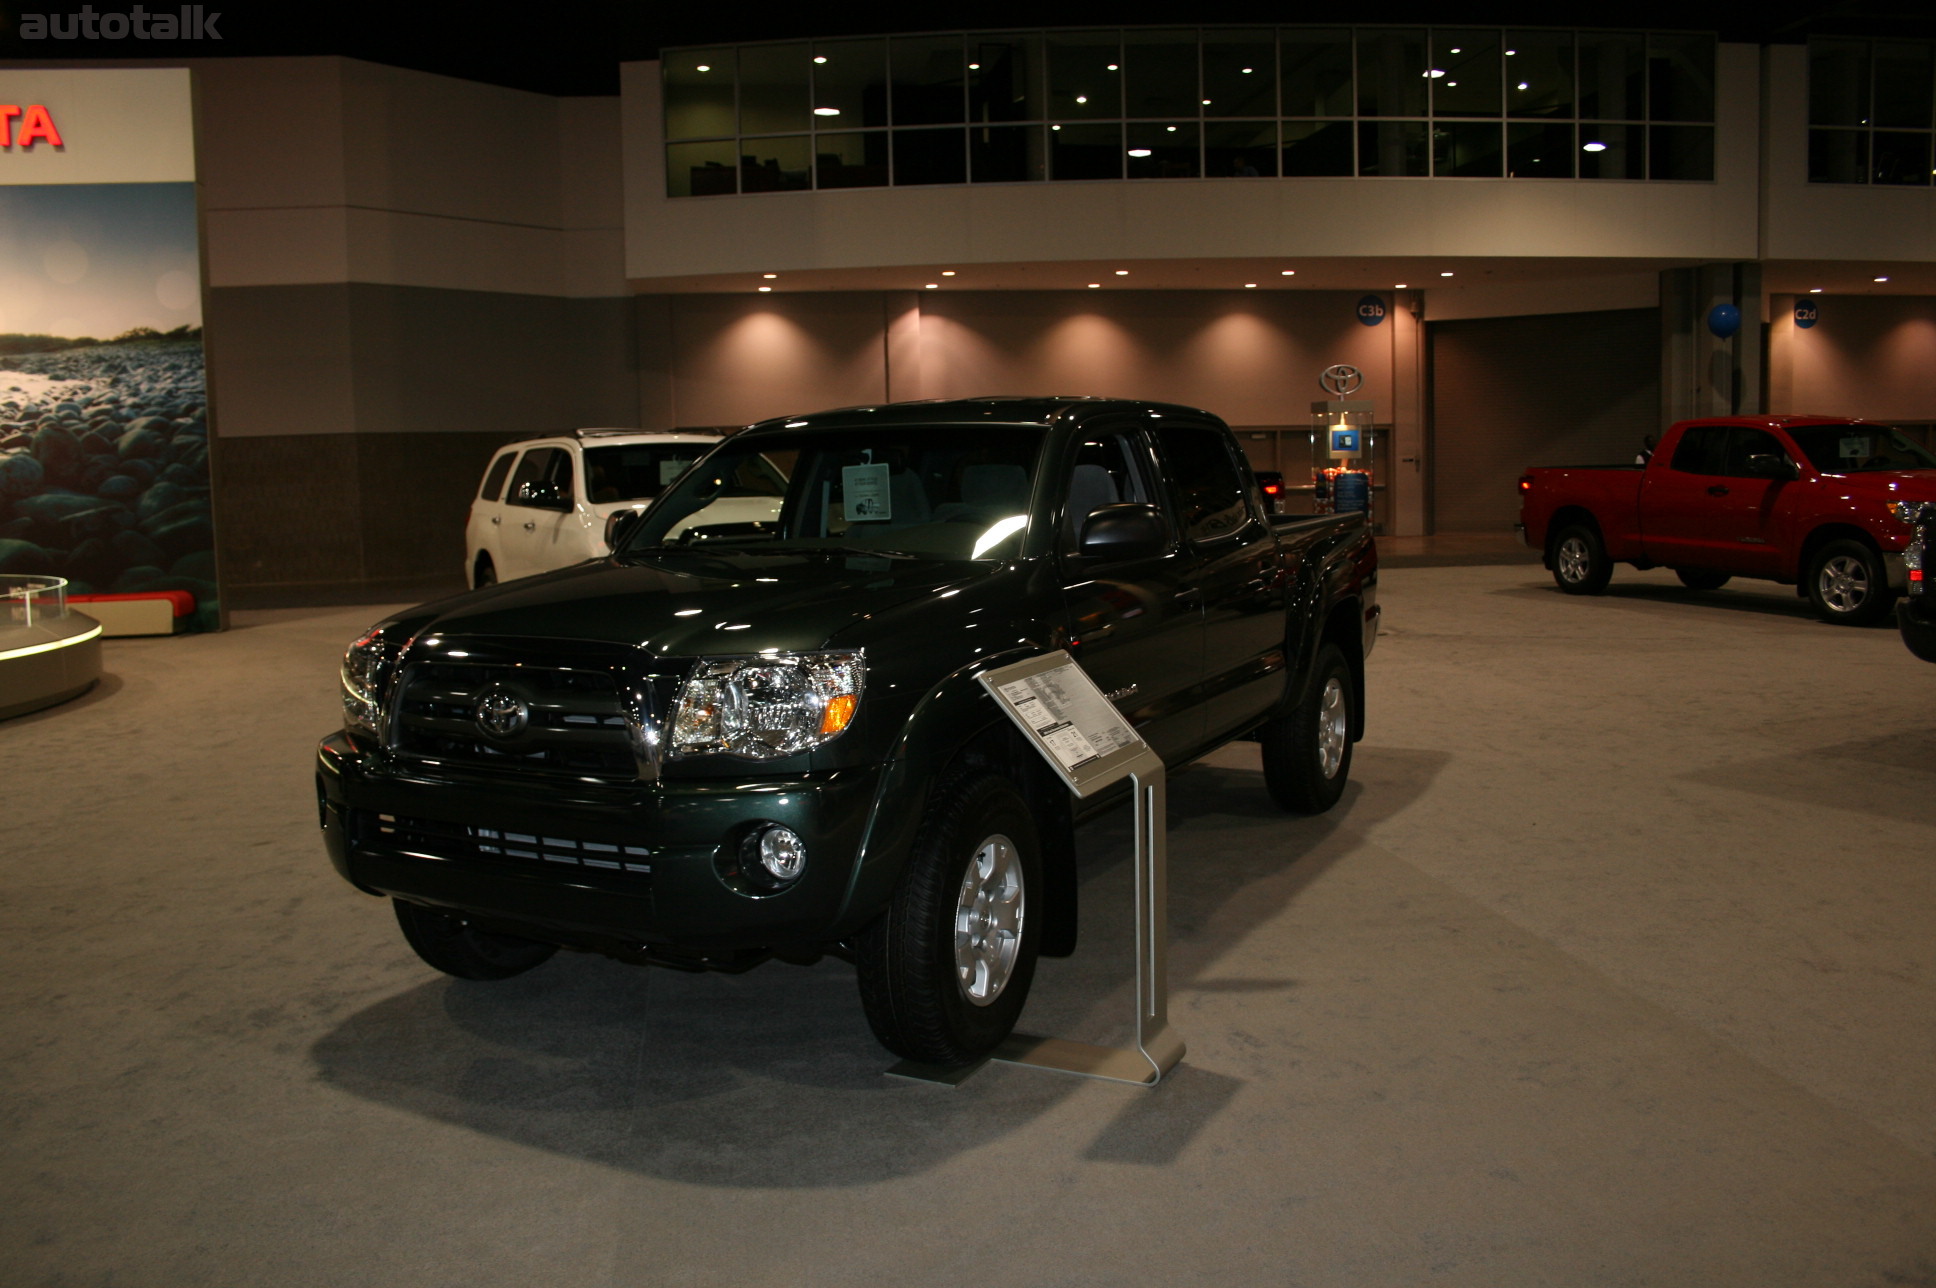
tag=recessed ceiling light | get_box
[813,56,827,64]
[1106,64,1119,71]
[1115,270,1129,276]
[1244,283,1257,289]
[1202,98,1211,105]
[757,286,772,293]
[763,273,777,279]
[941,270,956,276]
[1241,67,1254,74]
[968,62,980,69]
[1128,148,1153,158]
[1440,271,1454,277]
[1075,95,1088,104]
[1450,47,1462,54]
[1394,283,1408,289]
[1281,270,1296,276]
[925,283,939,289]
[1583,141,1608,153]
[1051,124,1062,131]
[814,107,840,116]
[1088,283,1101,289]
[1874,275,1890,282]
[1809,288,1823,293]
[696,64,711,73]
[1517,82,1530,90]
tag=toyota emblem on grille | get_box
[472,684,531,740]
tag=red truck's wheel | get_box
[1806,539,1894,626]
[856,773,1042,1067]
[1261,643,1354,814]
[1550,525,1612,595]
[392,899,557,980]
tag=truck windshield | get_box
[1788,425,1936,474]
[622,426,1046,561]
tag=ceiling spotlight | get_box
[1506,49,1517,56]
[1450,47,1462,54]
[1425,69,1446,79]
[968,62,980,69]
[1241,67,1254,74]
[1202,98,1211,105]
[1517,82,1530,90]
[1052,124,1062,131]
[1075,95,1088,104]
[1394,283,1408,289]
[696,64,711,73]
[813,56,827,64]
[1106,63,1119,71]
[1166,125,1177,132]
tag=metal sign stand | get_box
[887,650,1185,1089]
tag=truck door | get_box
[1702,427,1792,577]
[1055,428,1205,764]
[1641,425,1740,570]
[1153,424,1288,750]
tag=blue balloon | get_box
[1707,302,1741,339]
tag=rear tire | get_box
[393,900,557,980]
[1806,539,1893,626]
[855,774,1041,1067]
[1674,567,1731,591]
[1260,642,1355,815]
[1550,524,1613,595]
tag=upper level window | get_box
[1809,38,1935,186]
[663,25,1717,196]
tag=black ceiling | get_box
[2,0,1932,97]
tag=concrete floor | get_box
[3,561,1933,1287]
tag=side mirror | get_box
[1078,503,1168,561]
[515,480,571,510]
[604,507,646,551]
[1745,453,1797,481]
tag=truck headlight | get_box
[670,651,864,760]
[341,626,402,741]
[1890,501,1931,525]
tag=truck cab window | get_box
[1668,426,1728,476]
[1064,434,1153,548]
[1722,428,1788,477]
[1157,425,1253,543]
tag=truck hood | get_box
[400,547,994,657]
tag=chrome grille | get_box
[387,638,671,781]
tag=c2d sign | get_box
[1795,301,1819,330]
[1355,295,1387,327]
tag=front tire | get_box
[856,774,1042,1066]
[1260,642,1355,815]
[1550,524,1613,595]
[1806,539,1894,626]
[1674,567,1731,591]
[393,900,557,980]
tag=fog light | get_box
[739,823,807,890]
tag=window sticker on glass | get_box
[1840,436,1870,460]
[842,462,892,520]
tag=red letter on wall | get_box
[17,105,62,148]
[0,106,20,148]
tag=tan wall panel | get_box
[1769,295,1936,420]
[668,294,889,425]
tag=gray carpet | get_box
[4,564,1933,1286]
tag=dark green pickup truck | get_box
[318,397,1379,1065]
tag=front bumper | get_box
[316,733,887,956]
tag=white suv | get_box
[464,430,779,587]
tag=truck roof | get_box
[1670,414,1881,430]
[742,396,1222,434]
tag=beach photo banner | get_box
[0,68,219,630]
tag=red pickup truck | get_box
[1517,416,1936,625]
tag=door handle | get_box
[491,516,500,525]
[1707,485,1729,496]
[523,521,536,531]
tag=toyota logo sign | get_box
[472,684,531,740]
